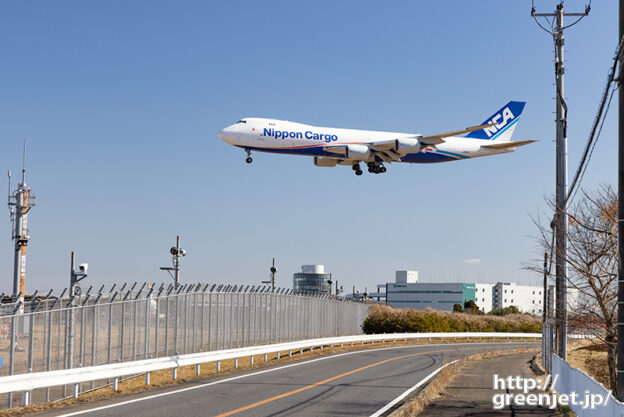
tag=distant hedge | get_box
[362,304,541,334]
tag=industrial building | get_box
[293,265,331,293]
[385,271,476,311]
[383,271,578,315]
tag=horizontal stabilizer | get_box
[421,123,494,144]
[481,140,536,149]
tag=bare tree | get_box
[527,184,617,390]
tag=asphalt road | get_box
[39,342,538,417]
[420,352,557,416]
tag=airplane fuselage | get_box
[218,118,510,164]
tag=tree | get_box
[453,303,464,313]
[463,300,480,314]
[488,306,520,316]
[528,185,617,390]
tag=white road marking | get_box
[368,359,459,417]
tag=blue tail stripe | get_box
[466,101,525,140]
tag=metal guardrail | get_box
[1,332,541,405]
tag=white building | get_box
[395,270,419,284]
[474,283,494,313]
[493,283,544,315]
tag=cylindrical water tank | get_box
[301,265,324,274]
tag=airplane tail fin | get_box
[465,101,526,141]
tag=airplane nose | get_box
[218,125,238,144]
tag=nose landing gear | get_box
[245,149,253,164]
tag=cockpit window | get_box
[237,120,247,124]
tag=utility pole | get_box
[160,235,186,289]
[617,0,624,401]
[531,1,589,361]
[7,141,35,313]
[262,258,277,292]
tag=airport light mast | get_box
[262,258,277,292]
[7,142,35,311]
[160,235,186,289]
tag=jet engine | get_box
[394,138,423,154]
[313,157,339,167]
[344,144,371,161]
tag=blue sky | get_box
[0,1,617,295]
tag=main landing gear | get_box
[352,163,363,176]
[245,148,253,164]
[367,162,386,174]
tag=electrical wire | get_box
[563,34,624,209]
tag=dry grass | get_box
[566,339,610,388]
[390,348,541,417]
[0,338,539,417]
[363,305,542,334]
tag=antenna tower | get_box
[7,141,35,311]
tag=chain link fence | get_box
[0,283,369,408]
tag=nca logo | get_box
[483,107,514,138]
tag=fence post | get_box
[46,309,53,402]
[208,290,212,351]
[145,296,150,359]
[8,313,16,408]
[201,290,205,351]
[120,299,126,362]
[174,294,179,355]
[193,291,197,353]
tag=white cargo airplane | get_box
[218,101,535,176]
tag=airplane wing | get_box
[480,140,536,149]
[322,124,498,163]
[323,144,403,162]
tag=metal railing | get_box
[0,283,368,408]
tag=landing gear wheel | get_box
[355,169,363,176]
[368,167,374,173]
[352,163,361,171]
[380,166,387,173]
[244,148,253,164]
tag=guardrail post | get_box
[22,391,30,406]
[145,372,150,385]
[195,364,200,375]
[264,353,268,362]
[172,367,177,380]
[276,352,280,359]
[113,377,119,391]
[289,349,292,357]
[300,348,303,355]
[249,355,254,365]
[216,361,220,371]
[234,358,238,368]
